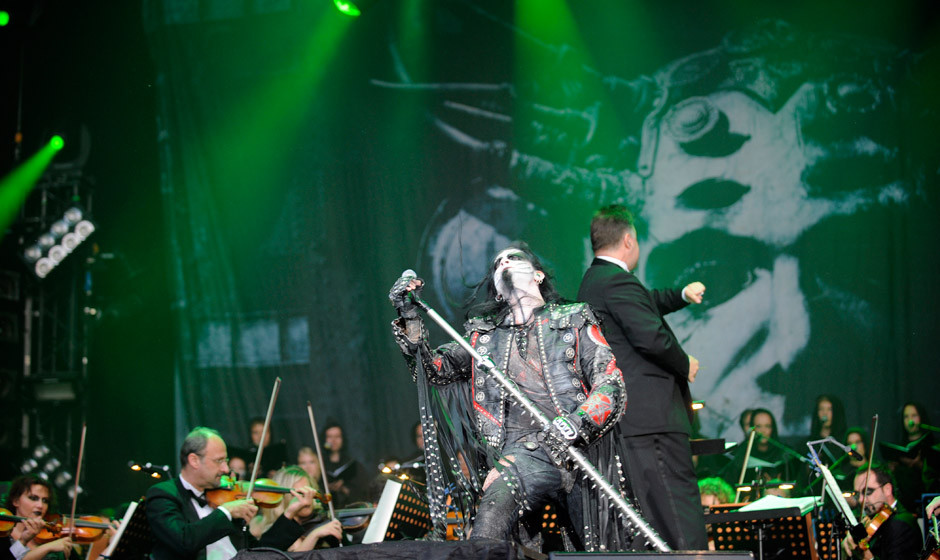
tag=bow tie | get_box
[189,490,208,508]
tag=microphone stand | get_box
[408,293,671,552]
[757,434,813,465]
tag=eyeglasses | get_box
[199,455,228,466]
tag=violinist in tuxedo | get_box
[146,427,314,560]
[841,463,921,559]
[577,204,707,550]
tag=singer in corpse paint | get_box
[388,242,632,551]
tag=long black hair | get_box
[900,401,931,441]
[810,394,847,441]
[464,241,563,322]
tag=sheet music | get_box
[738,494,821,516]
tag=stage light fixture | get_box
[24,245,43,263]
[0,11,9,27]
[50,220,70,238]
[332,0,378,17]
[54,471,73,487]
[48,245,67,264]
[34,258,54,278]
[50,135,65,151]
[22,206,95,279]
[63,207,82,224]
[333,0,362,17]
[129,459,172,479]
[61,233,80,252]
[691,400,705,411]
[74,220,95,239]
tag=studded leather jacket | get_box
[393,302,626,450]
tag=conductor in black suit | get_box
[146,427,313,560]
[577,204,707,550]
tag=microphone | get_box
[908,419,917,428]
[820,415,828,424]
[402,269,417,279]
[824,437,863,461]
[846,445,864,462]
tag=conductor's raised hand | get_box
[683,282,706,304]
[688,355,700,383]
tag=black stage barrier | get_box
[235,539,539,560]
[548,550,754,560]
[550,554,752,559]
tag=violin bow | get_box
[858,414,879,517]
[65,423,88,546]
[305,401,336,521]
[245,377,282,501]
[734,428,758,503]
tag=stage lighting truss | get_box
[22,206,95,279]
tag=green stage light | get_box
[50,135,65,150]
[333,0,361,17]
[0,11,9,27]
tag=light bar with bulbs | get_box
[22,206,95,279]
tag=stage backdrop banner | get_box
[142,0,940,467]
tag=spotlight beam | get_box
[0,136,65,236]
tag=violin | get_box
[0,508,29,538]
[0,509,110,544]
[34,514,112,544]
[206,476,331,509]
[857,503,894,550]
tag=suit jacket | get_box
[146,477,303,560]
[868,503,922,560]
[578,258,693,436]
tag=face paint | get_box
[492,249,537,300]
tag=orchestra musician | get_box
[145,427,314,560]
[2,475,73,560]
[248,466,341,550]
[841,462,921,560]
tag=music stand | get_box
[706,497,819,560]
[100,500,153,560]
[362,478,433,543]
